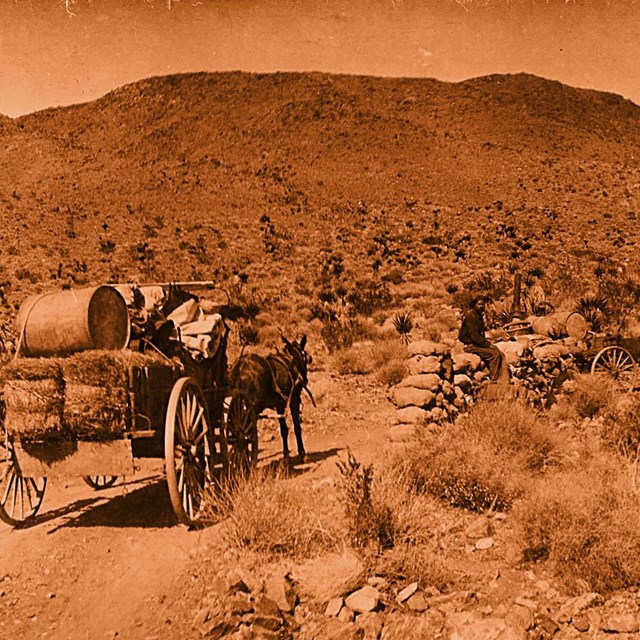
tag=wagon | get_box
[0,284,257,528]
[580,333,639,392]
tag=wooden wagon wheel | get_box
[590,346,638,391]
[0,429,47,527]
[164,377,212,525]
[225,392,258,479]
[82,475,118,490]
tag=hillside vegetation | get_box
[1,71,640,337]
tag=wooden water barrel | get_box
[530,311,588,340]
[530,315,564,339]
[16,286,130,357]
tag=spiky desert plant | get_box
[575,293,609,332]
[392,311,413,344]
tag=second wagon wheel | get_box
[0,426,47,527]
[82,475,118,490]
[591,345,638,391]
[164,377,212,525]
[225,392,258,478]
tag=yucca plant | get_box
[392,311,413,344]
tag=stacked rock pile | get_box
[389,337,580,431]
[390,340,489,429]
[496,336,580,408]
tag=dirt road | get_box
[0,375,394,640]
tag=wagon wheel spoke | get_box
[0,429,47,527]
[165,378,211,526]
[225,394,258,479]
[591,346,637,392]
[83,475,118,490]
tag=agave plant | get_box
[575,293,609,333]
[392,311,414,344]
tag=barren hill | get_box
[1,71,639,320]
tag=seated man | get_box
[459,296,510,384]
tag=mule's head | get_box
[282,335,312,385]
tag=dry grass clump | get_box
[567,372,620,419]
[337,453,453,590]
[601,394,640,456]
[333,338,408,377]
[393,400,570,512]
[516,450,640,593]
[202,469,341,561]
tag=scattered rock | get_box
[264,572,297,614]
[506,604,534,632]
[381,610,445,639]
[465,517,493,539]
[345,585,380,614]
[324,598,343,618]
[475,537,494,550]
[572,614,590,632]
[601,613,639,634]
[514,597,537,611]
[443,612,526,640]
[406,591,429,613]
[556,592,604,623]
[533,613,559,637]
[396,582,418,604]
[199,618,237,639]
[253,595,280,618]
[337,606,355,623]
[356,611,384,640]
[194,608,210,628]
[253,614,282,632]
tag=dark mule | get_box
[229,336,313,464]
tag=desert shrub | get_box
[333,337,408,377]
[568,373,619,419]
[516,452,640,593]
[333,344,375,375]
[601,394,640,456]
[346,278,392,316]
[337,453,394,552]
[202,469,340,560]
[320,317,374,352]
[393,400,569,512]
[375,360,408,387]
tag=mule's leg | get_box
[291,394,306,464]
[278,416,290,460]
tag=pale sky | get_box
[1,0,639,117]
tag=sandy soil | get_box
[0,372,395,640]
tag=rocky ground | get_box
[2,370,640,640]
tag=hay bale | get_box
[61,350,169,440]
[62,350,165,387]
[3,373,65,440]
[63,383,129,440]
[2,357,64,382]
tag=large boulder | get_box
[395,406,429,424]
[407,355,441,375]
[452,351,482,373]
[408,340,449,357]
[391,387,436,409]
[397,373,442,392]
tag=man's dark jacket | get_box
[458,308,492,349]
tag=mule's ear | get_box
[300,335,307,349]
